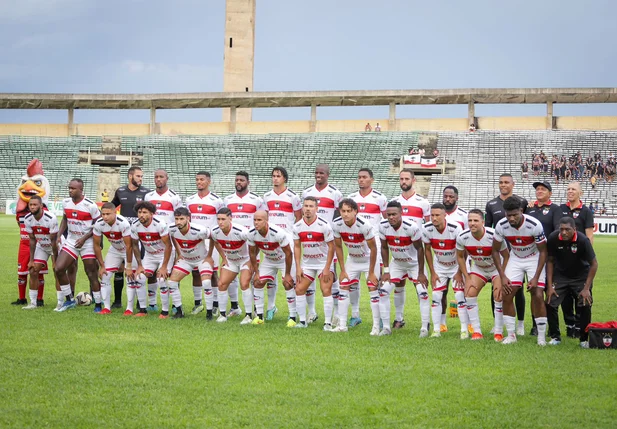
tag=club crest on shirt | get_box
[71,211,78,218]
[274,202,280,209]
[307,233,313,239]
[571,244,577,254]
[573,211,579,218]
[36,227,43,233]
[542,207,550,215]
[237,204,243,211]
[225,242,232,248]
[515,238,522,244]
[603,333,613,347]
[439,241,445,248]
[403,207,409,214]
[145,234,151,240]
[263,244,269,249]
[348,235,354,241]
[197,205,203,212]
[136,197,143,202]
[360,204,366,211]
[182,242,189,248]
[394,238,400,244]
[156,202,162,208]
[477,248,483,254]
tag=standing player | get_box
[92,203,134,315]
[248,211,295,325]
[456,209,509,340]
[144,169,182,310]
[23,196,58,310]
[332,199,380,334]
[302,164,343,325]
[54,179,101,312]
[347,168,387,327]
[111,166,150,308]
[422,204,468,338]
[262,166,302,320]
[443,186,468,229]
[207,208,253,324]
[292,197,335,329]
[131,201,173,318]
[379,201,428,336]
[185,171,225,318]
[492,196,548,346]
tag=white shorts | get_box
[142,252,174,276]
[222,258,251,274]
[104,247,126,272]
[259,261,295,283]
[174,259,213,276]
[340,259,380,288]
[389,260,418,284]
[301,263,335,282]
[505,255,546,289]
[61,237,95,260]
[433,263,460,292]
[470,265,499,284]
[207,243,220,271]
[33,245,53,266]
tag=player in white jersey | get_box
[92,203,134,314]
[392,169,431,227]
[492,196,548,345]
[456,209,510,341]
[23,196,59,310]
[54,178,101,312]
[207,208,254,324]
[262,167,302,321]
[185,171,225,317]
[443,186,469,229]
[131,201,174,318]
[248,210,295,325]
[224,171,267,229]
[379,200,428,336]
[332,198,381,334]
[293,197,336,329]
[302,164,344,325]
[422,203,468,338]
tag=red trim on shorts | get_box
[470,272,488,282]
[304,274,315,281]
[81,254,96,260]
[106,267,119,272]
[173,265,191,275]
[259,275,276,281]
[62,247,78,260]
[433,285,447,292]
[33,259,48,265]
[511,281,523,287]
[340,278,360,287]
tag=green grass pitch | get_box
[1,214,616,428]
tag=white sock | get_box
[535,317,547,342]
[350,284,360,318]
[228,280,238,304]
[504,315,516,337]
[517,320,525,330]
[379,282,395,328]
[213,285,218,303]
[306,283,316,315]
[285,288,297,317]
[338,290,350,328]
[193,286,202,303]
[168,280,182,308]
[241,288,253,317]
[323,295,333,324]
[148,282,157,305]
[394,286,406,321]
[101,273,112,310]
[60,284,72,299]
[92,291,102,305]
[369,290,380,330]
[466,297,481,334]
[416,284,430,330]
[159,280,169,312]
[267,280,277,311]
[126,281,135,312]
[296,294,307,323]
[441,313,447,326]
[332,280,340,311]
[254,287,265,316]
[136,275,147,309]
[218,290,228,316]
[57,290,64,305]
[455,290,469,331]
[202,280,213,310]
[431,290,444,332]
[494,301,504,335]
[29,289,38,305]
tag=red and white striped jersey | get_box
[224,192,267,229]
[378,219,422,265]
[391,192,430,227]
[494,215,546,259]
[446,206,469,230]
[247,224,291,265]
[422,221,462,268]
[302,184,343,225]
[62,197,100,242]
[263,188,302,232]
[93,215,132,252]
[185,192,225,229]
[170,223,210,263]
[144,189,182,226]
[211,223,250,264]
[348,189,387,230]
[332,216,375,264]
[292,217,334,269]
[456,227,506,270]
[131,218,169,256]
[24,211,59,252]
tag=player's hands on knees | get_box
[501,276,512,295]
[135,265,145,278]
[493,286,503,302]
[253,273,263,288]
[527,277,539,291]
[126,269,136,281]
[381,272,391,284]
[417,273,428,289]
[453,272,464,289]
[98,264,106,280]
[321,270,332,283]
[545,285,558,304]
[27,261,35,272]
[156,268,168,280]
[579,289,592,306]
[283,274,294,289]
[430,272,440,289]
[367,273,379,287]
[339,270,349,284]
[296,268,304,286]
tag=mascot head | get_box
[17,159,50,213]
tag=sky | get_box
[1,0,617,124]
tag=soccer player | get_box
[185,171,225,317]
[333,198,380,334]
[131,201,173,318]
[262,166,302,320]
[93,203,134,314]
[456,209,509,340]
[422,203,468,338]
[302,164,343,325]
[485,173,528,336]
[443,185,468,229]
[379,201,428,336]
[292,197,335,329]
[110,165,150,309]
[492,196,548,345]
[144,169,182,310]
[248,210,295,325]
[54,179,101,312]
[206,208,253,324]
[168,207,213,319]
[347,168,387,327]
[23,196,59,310]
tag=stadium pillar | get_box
[67,107,74,136]
[468,101,476,128]
[310,104,317,132]
[389,102,396,131]
[150,107,156,135]
[546,101,554,129]
[230,106,237,134]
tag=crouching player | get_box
[456,209,509,340]
[93,203,134,314]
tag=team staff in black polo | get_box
[110,166,151,308]
[485,173,528,335]
[545,217,597,348]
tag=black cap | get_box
[532,181,552,192]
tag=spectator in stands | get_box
[585,156,594,178]
[364,123,372,132]
[590,174,597,190]
[469,123,476,132]
[601,202,607,215]
[101,188,109,202]
[374,123,381,132]
[521,161,529,180]
[606,163,615,182]
[589,202,595,214]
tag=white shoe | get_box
[308,313,318,324]
[460,331,469,340]
[419,328,429,338]
[378,328,392,336]
[516,325,525,336]
[537,339,547,347]
[54,302,63,312]
[332,315,340,326]
[323,323,333,332]
[216,315,227,323]
[502,335,517,345]
[370,326,380,336]
[228,308,242,317]
[332,326,348,333]
[580,341,590,349]
[240,315,252,325]
[430,331,441,338]
[22,303,38,310]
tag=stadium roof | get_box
[0,88,616,110]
